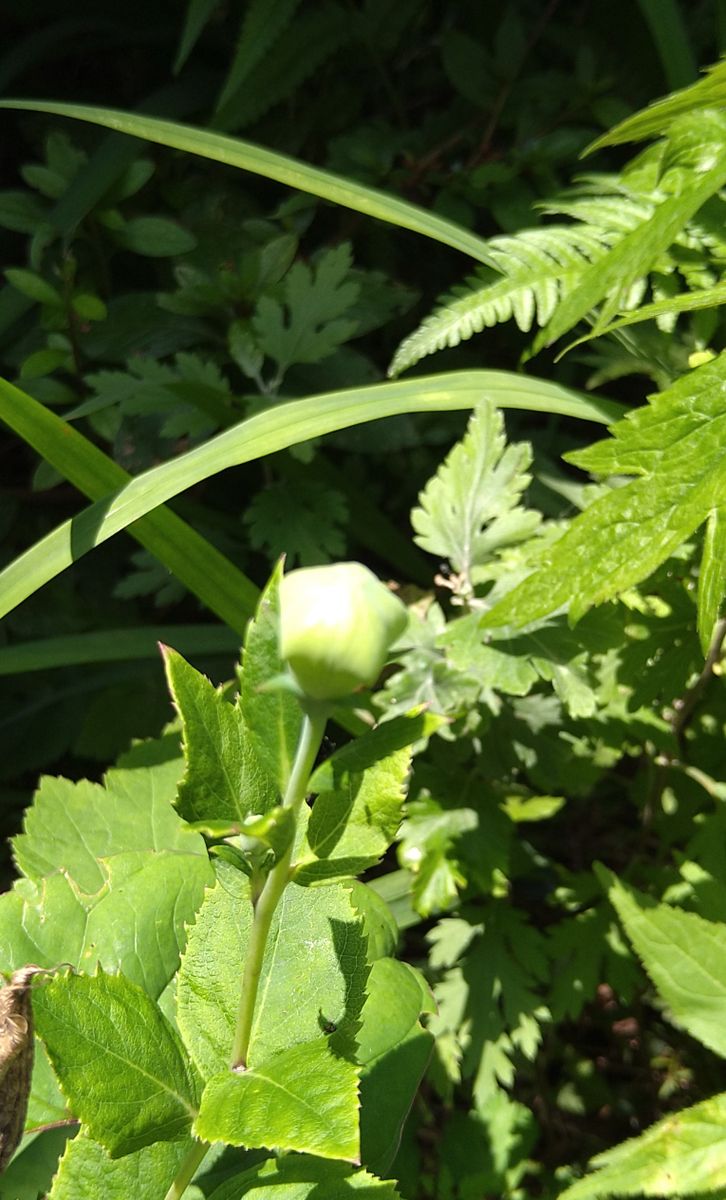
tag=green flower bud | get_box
[279,562,408,701]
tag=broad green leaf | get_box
[411,401,539,580]
[49,1131,200,1200]
[163,646,278,822]
[206,1155,401,1199]
[0,100,500,265]
[0,375,258,633]
[0,851,212,1001]
[698,506,726,651]
[559,1090,726,1200]
[358,958,433,1173]
[604,870,726,1059]
[176,862,368,1078]
[195,1040,359,1161]
[0,370,619,621]
[238,561,302,796]
[482,354,726,639]
[13,773,203,892]
[35,972,199,1156]
[295,733,413,884]
[5,267,62,306]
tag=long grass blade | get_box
[0,626,240,675]
[0,369,621,620]
[0,100,498,266]
[0,376,259,632]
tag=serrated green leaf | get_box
[483,354,726,638]
[294,737,411,884]
[215,0,302,111]
[427,905,549,1103]
[35,972,199,1156]
[238,561,303,796]
[176,863,368,1078]
[0,850,212,1001]
[49,1131,198,1200]
[560,1090,726,1200]
[206,1155,401,1200]
[309,711,441,793]
[604,871,726,1059]
[163,646,279,822]
[13,773,203,892]
[253,244,359,375]
[570,279,726,346]
[412,401,540,583]
[244,479,348,567]
[389,226,613,377]
[196,1040,359,1161]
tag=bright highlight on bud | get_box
[279,562,408,700]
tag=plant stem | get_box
[163,1139,210,1200]
[230,706,328,1069]
[642,616,726,829]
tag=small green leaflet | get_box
[483,353,726,652]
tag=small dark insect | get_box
[0,967,43,1174]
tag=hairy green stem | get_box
[230,706,328,1069]
[163,1139,210,1200]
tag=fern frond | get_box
[389,225,615,377]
